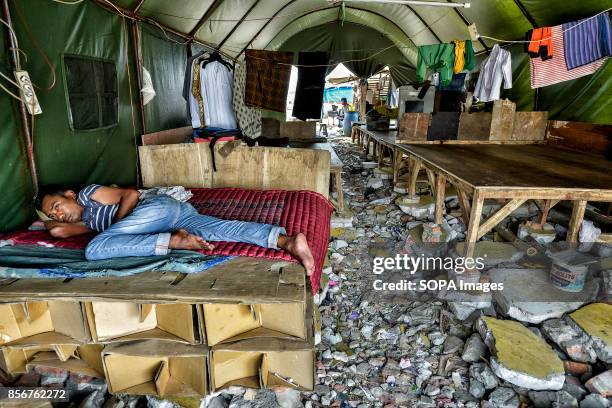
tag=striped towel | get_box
[563,13,612,70]
[530,25,607,89]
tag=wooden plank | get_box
[464,190,484,258]
[141,127,192,146]
[0,258,305,304]
[435,174,446,224]
[512,111,548,141]
[457,112,492,141]
[547,120,612,155]
[397,113,430,142]
[477,198,527,239]
[426,169,437,196]
[279,121,316,140]
[538,199,560,225]
[334,170,345,213]
[489,99,516,141]
[567,200,587,244]
[139,143,331,198]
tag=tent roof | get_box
[107,0,608,80]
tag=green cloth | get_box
[464,40,476,71]
[416,44,455,86]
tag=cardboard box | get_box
[279,121,316,140]
[202,302,307,346]
[102,340,208,397]
[84,302,202,344]
[397,113,431,142]
[210,338,315,391]
[0,301,89,345]
[0,332,103,377]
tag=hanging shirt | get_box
[77,185,118,232]
[201,61,238,130]
[563,13,612,70]
[473,44,512,102]
[188,57,202,128]
[530,25,606,89]
[453,40,476,73]
[416,43,455,86]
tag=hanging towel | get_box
[245,50,293,112]
[531,25,606,89]
[526,27,554,60]
[473,44,512,102]
[563,13,612,70]
[233,63,261,138]
[453,40,476,73]
[292,52,328,121]
[416,43,455,86]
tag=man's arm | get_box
[90,187,140,221]
[45,221,91,238]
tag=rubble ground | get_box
[3,128,611,408]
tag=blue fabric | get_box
[0,245,231,278]
[437,73,467,92]
[77,184,119,232]
[85,195,285,260]
[563,14,612,70]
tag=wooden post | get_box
[476,198,527,239]
[464,190,484,258]
[359,82,367,123]
[538,199,560,225]
[435,174,446,224]
[567,200,587,243]
[335,170,345,213]
[393,150,403,185]
[408,158,421,196]
[378,144,384,167]
[457,188,471,226]
[426,169,437,197]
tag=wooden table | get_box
[291,142,345,212]
[397,144,612,256]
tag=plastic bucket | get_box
[343,112,359,135]
[549,258,588,292]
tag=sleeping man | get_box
[35,184,315,276]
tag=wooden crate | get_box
[397,113,431,142]
[489,99,516,141]
[458,99,516,141]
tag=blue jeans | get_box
[85,195,286,260]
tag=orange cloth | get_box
[527,27,553,60]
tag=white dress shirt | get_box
[201,61,238,129]
[474,44,512,102]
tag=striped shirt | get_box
[77,184,118,232]
[530,25,607,89]
[563,14,611,70]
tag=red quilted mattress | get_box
[0,188,333,293]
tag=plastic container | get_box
[548,249,595,292]
[343,111,359,135]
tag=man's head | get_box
[341,97,348,107]
[35,185,84,223]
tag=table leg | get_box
[378,145,384,167]
[393,150,402,185]
[538,199,560,225]
[567,200,587,244]
[464,190,484,258]
[335,171,345,213]
[408,158,421,196]
[435,174,446,224]
[457,188,471,226]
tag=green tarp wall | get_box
[1,0,191,231]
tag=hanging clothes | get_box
[191,58,205,128]
[453,40,476,73]
[292,52,328,121]
[233,63,261,139]
[200,61,237,130]
[473,44,512,102]
[525,27,554,60]
[563,13,612,69]
[530,25,606,89]
[437,72,468,92]
[183,51,206,123]
[416,43,455,86]
[245,49,293,112]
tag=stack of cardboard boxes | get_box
[0,287,315,398]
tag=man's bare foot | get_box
[169,229,215,251]
[278,233,315,276]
